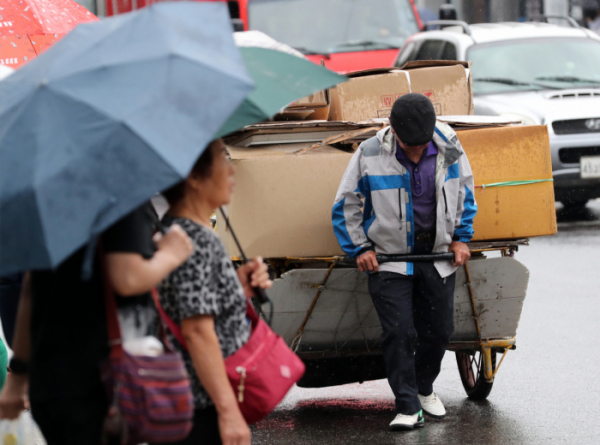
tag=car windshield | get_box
[248,0,419,55]
[468,38,600,94]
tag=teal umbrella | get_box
[216,47,346,138]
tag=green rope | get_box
[476,179,553,191]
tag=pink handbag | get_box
[153,292,305,424]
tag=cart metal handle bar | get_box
[338,252,456,266]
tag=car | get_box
[395,18,600,208]
[228,0,423,73]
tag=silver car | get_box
[395,19,600,208]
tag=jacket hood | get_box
[376,122,463,168]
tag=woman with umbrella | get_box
[0,3,256,443]
[155,139,272,445]
[0,207,194,445]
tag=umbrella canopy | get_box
[0,0,98,68]
[0,2,254,275]
[0,67,14,81]
[216,46,347,138]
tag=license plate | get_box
[580,156,600,179]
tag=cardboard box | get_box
[276,90,330,121]
[289,90,328,108]
[217,144,350,258]
[458,125,557,241]
[329,61,473,122]
[218,124,556,259]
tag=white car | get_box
[395,19,600,208]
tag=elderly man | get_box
[332,94,477,431]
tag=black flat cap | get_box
[389,93,436,146]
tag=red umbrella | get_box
[0,0,98,68]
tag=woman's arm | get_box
[182,315,250,445]
[105,225,193,296]
[0,273,31,419]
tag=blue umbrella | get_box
[0,2,254,275]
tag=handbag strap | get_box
[152,290,189,352]
[153,294,259,353]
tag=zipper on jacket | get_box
[398,189,403,222]
[442,187,448,215]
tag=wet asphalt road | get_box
[251,200,600,445]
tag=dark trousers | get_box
[30,391,119,445]
[152,407,222,445]
[368,263,455,415]
[0,273,22,347]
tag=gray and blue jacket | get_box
[332,123,477,278]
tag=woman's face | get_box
[195,139,235,209]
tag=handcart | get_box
[259,238,530,400]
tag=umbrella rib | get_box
[19,0,45,35]
[0,94,53,270]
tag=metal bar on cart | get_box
[448,338,516,351]
[234,239,530,265]
[464,263,483,341]
[290,262,337,353]
[336,252,456,266]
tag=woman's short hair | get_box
[161,142,215,206]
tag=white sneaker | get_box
[389,410,425,431]
[418,392,446,418]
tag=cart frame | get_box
[257,238,528,397]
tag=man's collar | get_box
[425,141,438,157]
[395,140,437,160]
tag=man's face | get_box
[391,127,430,152]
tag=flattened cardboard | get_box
[458,125,557,241]
[224,121,385,147]
[438,115,522,127]
[329,61,473,122]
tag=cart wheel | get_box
[455,350,496,400]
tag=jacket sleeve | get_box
[332,148,373,258]
[453,150,477,243]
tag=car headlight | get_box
[498,113,538,126]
